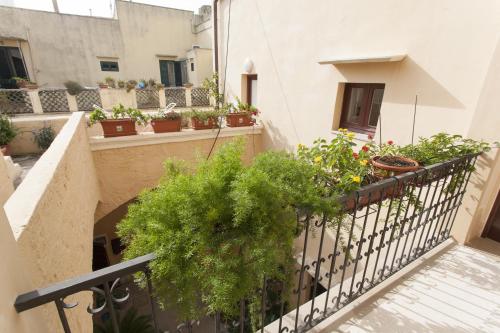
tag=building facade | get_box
[0,1,213,88]
[215,0,500,244]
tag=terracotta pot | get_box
[226,113,253,127]
[371,156,419,178]
[100,119,137,138]
[151,118,182,133]
[0,144,11,156]
[191,117,218,130]
[24,83,38,89]
[99,83,109,89]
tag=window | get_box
[0,46,28,80]
[100,61,119,72]
[340,83,385,134]
[159,60,188,87]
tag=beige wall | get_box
[93,130,263,220]
[217,0,500,242]
[4,112,100,332]
[0,1,213,87]
[0,154,49,333]
[187,48,214,86]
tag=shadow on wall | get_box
[335,57,465,109]
[263,119,295,151]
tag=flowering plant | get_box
[297,128,372,194]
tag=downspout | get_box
[213,0,219,106]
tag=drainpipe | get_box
[52,0,59,13]
[213,0,219,105]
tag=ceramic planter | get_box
[371,156,419,178]
[98,83,109,89]
[100,119,137,138]
[191,117,218,130]
[1,144,11,156]
[151,118,182,133]
[226,113,253,127]
[344,184,405,211]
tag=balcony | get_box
[10,137,499,332]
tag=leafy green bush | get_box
[397,132,491,165]
[117,139,336,321]
[64,81,85,96]
[32,124,55,150]
[89,104,148,126]
[105,76,116,88]
[0,114,17,146]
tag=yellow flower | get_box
[314,156,323,164]
[338,128,347,134]
[359,159,368,166]
[351,175,361,183]
[347,132,355,139]
[297,143,305,149]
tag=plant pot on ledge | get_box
[1,145,11,156]
[191,117,218,130]
[226,113,253,127]
[371,156,419,178]
[151,118,182,133]
[100,119,137,138]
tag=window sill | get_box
[331,130,371,143]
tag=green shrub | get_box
[89,104,148,126]
[0,114,17,146]
[117,139,336,321]
[64,81,84,96]
[32,124,55,150]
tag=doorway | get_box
[483,190,500,242]
[246,74,258,107]
[159,60,188,87]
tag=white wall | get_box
[217,0,500,150]
[0,1,213,87]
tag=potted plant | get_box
[0,114,17,156]
[126,80,137,93]
[150,110,182,133]
[13,77,38,89]
[64,81,84,96]
[226,97,257,127]
[105,76,116,88]
[117,80,126,89]
[97,81,108,89]
[32,124,55,152]
[189,109,223,130]
[89,104,147,138]
[368,140,419,179]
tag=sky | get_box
[0,0,212,17]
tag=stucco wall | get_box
[0,1,212,87]
[92,128,263,220]
[4,112,100,332]
[0,154,49,333]
[217,0,500,242]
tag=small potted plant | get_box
[226,97,257,127]
[117,80,126,89]
[13,77,38,89]
[126,80,137,93]
[369,140,419,179]
[89,104,147,138]
[189,109,223,130]
[0,114,17,156]
[105,77,116,88]
[150,109,182,133]
[97,81,108,89]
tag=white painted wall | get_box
[0,1,213,87]
[217,0,500,149]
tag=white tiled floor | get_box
[323,239,500,333]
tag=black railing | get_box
[14,153,478,333]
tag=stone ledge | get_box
[89,125,263,151]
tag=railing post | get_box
[55,298,72,333]
[145,269,160,333]
[103,282,120,333]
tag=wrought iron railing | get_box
[14,153,478,333]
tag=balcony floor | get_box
[322,238,500,333]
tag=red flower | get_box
[362,146,369,152]
[387,140,394,145]
[367,134,373,140]
[353,153,359,159]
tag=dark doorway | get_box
[483,190,500,242]
[92,236,110,271]
[246,74,257,106]
[159,60,187,87]
[0,46,27,80]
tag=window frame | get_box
[100,61,119,72]
[339,83,385,135]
